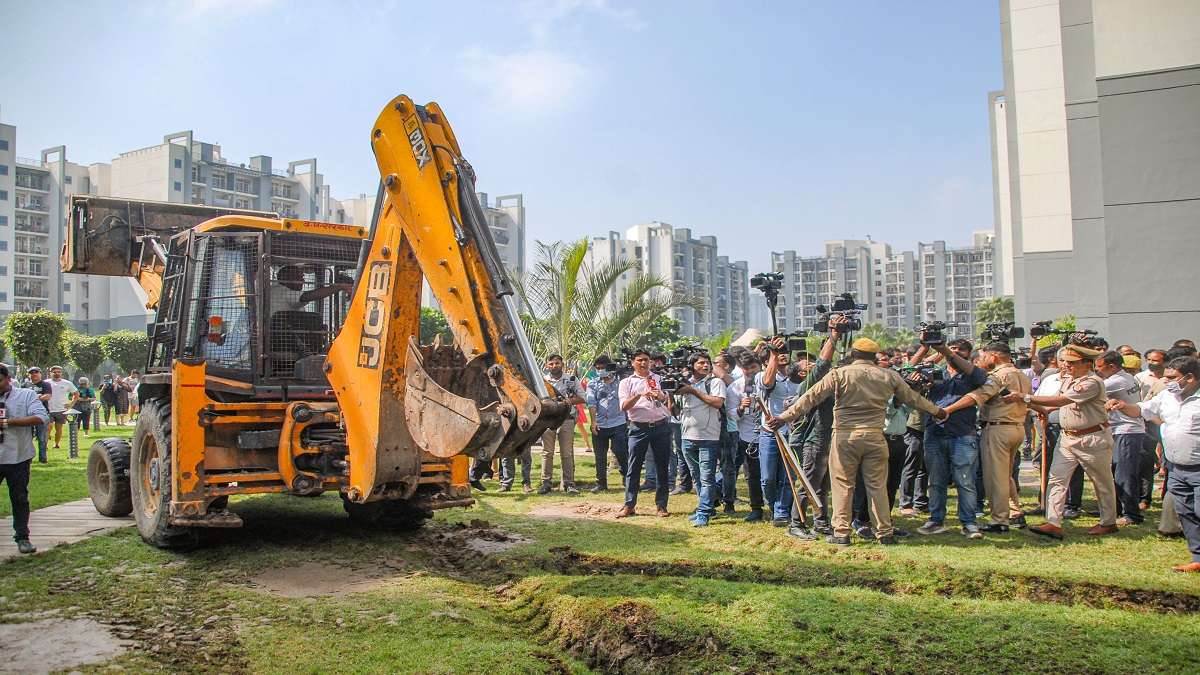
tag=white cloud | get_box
[175,0,279,18]
[458,48,594,114]
[519,0,645,43]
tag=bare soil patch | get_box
[248,561,398,598]
[529,501,628,520]
[0,618,132,674]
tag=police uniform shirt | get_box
[970,363,1032,424]
[1058,373,1108,431]
[777,359,941,430]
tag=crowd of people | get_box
[470,325,1200,574]
[0,366,141,555]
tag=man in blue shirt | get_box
[0,363,52,554]
[586,355,628,493]
[910,338,989,539]
[756,340,801,526]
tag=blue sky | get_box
[2,0,1001,271]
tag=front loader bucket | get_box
[403,339,507,459]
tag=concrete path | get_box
[0,499,132,561]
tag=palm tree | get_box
[516,239,704,367]
[975,296,1015,336]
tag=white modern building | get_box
[771,234,994,340]
[992,0,1200,346]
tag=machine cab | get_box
[148,217,366,398]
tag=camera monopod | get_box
[757,393,821,520]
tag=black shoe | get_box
[469,479,487,491]
[639,483,655,492]
[16,539,36,554]
[590,485,607,493]
[893,528,911,538]
[723,503,737,515]
[669,487,688,496]
[854,525,875,540]
[744,509,764,523]
[980,523,1009,534]
[813,521,833,535]
[1063,507,1081,519]
[772,518,789,528]
[1010,515,1028,529]
[537,482,552,495]
[787,525,817,540]
[500,484,513,492]
[877,535,897,545]
[826,534,852,546]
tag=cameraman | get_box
[725,353,765,520]
[617,349,674,518]
[783,316,843,539]
[756,334,802,526]
[675,352,726,527]
[964,342,1033,532]
[909,338,989,539]
[766,338,947,546]
[585,355,628,493]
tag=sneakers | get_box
[500,484,513,493]
[892,528,911,538]
[723,503,737,515]
[1011,514,1028,529]
[771,517,789,528]
[669,487,689,496]
[876,535,898,545]
[962,524,983,539]
[639,482,655,492]
[980,523,1009,534]
[825,534,852,546]
[590,485,607,494]
[813,520,833,535]
[536,482,551,495]
[743,509,764,523]
[1115,516,1139,527]
[853,524,875,540]
[917,521,948,535]
[691,516,709,528]
[469,479,487,491]
[565,485,580,496]
[16,539,36,554]
[522,483,533,494]
[1062,507,1081,519]
[786,525,817,540]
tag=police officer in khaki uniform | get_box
[766,337,947,546]
[967,342,1032,532]
[1009,344,1119,540]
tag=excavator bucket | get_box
[403,338,506,459]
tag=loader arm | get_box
[325,95,570,503]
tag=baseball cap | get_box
[27,366,41,373]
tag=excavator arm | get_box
[325,95,570,503]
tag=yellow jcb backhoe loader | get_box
[65,94,570,548]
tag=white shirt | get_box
[1035,371,1063,425]
[1139,389,1200,465]
[47,378,78,413]
[725,377,759,443]
[270,284,306,312]
[1103,371,1146,435]
[1135,370,1162,401]
[679,376,725,442]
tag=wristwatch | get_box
[1022,394,1032,404]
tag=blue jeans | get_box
[33,424,48,462]
[682,439,719,520]
[758,429,794,521]
[625,422,672,510]
[714,435,739,506]
[1167,463,1200,563]
[593,425,629,488]
[924,431,980,525]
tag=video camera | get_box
[918,320,957,346]
[814,293,863,333]
[1029,320,1103,349]
[750,272,783,295]
[655,343,708,391]
[764,330,809,353]
[898,363,944,391]
[980,321,1025,343]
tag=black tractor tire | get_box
[342,497,431,532]
[87,438,133,517]
[130,398,200,550]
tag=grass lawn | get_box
[0,423,135,517]
[2,449,1197,673]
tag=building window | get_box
[64,281,71,291]
[174,158,183,169]
[0,189,6,200]
[0,215,6,226]
[0,139,8,150]
[0,241,7,251]
[174,181,182,192]
[0,165,7,175]
[64,175,72,184]
[0,266,6,276]
[63,303,71,313]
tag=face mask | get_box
[594,370,607,379]
[1165,381,1183,395]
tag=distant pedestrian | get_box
[126,370,141,421]
[0,362,52,554]
[46,366,78,449]
[99,373,128,426]
[74,376,96,435]
[24,367,51,463]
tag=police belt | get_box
[629,418,668,430]
[980,420,1022,427]
[1062,423,1110,437]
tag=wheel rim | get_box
[95,457,111,496]
[139,435,162,519]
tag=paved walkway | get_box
[0,499,132,561]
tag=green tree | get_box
[855,322,919,351]
[516,239,703,367]
[419,307,452,344]
[629,315,683,356]
[62,331,106,378]
[99,330,150,373]
[701,329,733,356]
[975,296,1016,337]
[4,310,68,368]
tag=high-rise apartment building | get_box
[771,235,993,340]
[622,222,748,337]
[993,0,1200,345]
